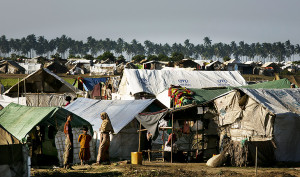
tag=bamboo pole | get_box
[255,146,258,176]
[162,129,165,162]
[17,78,19,104]
[138,122,141,152]
[196,119,198,156]
[171,113,174,163]
[37,90,39,107]
[24,79,26,98]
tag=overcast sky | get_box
[1,0,300,45]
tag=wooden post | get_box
[24,79,26,98]
[37,90,39,107]
[138,122,141,152]
[162,129,165,162]
[17,78,19,104]
[196,119,198,155]
[171,113,174,163]
[255,146,258,176]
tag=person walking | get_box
[78,126,92,165]
[63,114,73,169]
[97,112,114,165]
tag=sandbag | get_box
[206,153,227,167]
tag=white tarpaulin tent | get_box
[214,88,300,162]
[118,69,247,107]
[18,63,41,74]
[0,95,26,107]
[65,98,165,159]
[90,64,116,76]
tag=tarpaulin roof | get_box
[0,124,21,145]
[65,98,165,133]
[118,69,247,96]
[82,77,107,91]
[0,103,92,141]
[188,79,293,105]
[5,68,81,97]
[241,78,293,89]
[239,88,300,115]
[136,109,168,140]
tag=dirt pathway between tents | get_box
[31,161,300,177]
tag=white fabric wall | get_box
[55,128,96,166]
[18,63,41,74]
[93,119,139,160]
[0,95,26,107]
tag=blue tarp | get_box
[83,78,107,91]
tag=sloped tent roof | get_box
[261,62,275,68]
[65,98,166,134]
[0,60,25,73]
[136,105,200,140]
[4,68,81,97]
[0,124,20,145]
[239,88,300,116]
[205,60,221,67]
[186,78,293,105]
[278,75,300,88]
[74,77,108,91]
[174,59,199,68]
[45,61,68,73]
[239,88,300,162]
[214,88,300,162]
[0,103,92,141]
[118,69,247,96]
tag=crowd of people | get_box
[63,112,114,169]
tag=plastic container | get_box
[131,152,142,165]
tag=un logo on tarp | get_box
[178,79,188,83]
[217,79,228,84]
[178,79,190,86]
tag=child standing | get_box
[78,126,92,165]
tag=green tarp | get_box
[241,78,293,89]
[187,79,293,105]
[0,103,92,141]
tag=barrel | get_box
[131,152,142,165]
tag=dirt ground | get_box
[31,161,300,177]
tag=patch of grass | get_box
[0,78,19,90]
[62,78,76,85]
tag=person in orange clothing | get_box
[78,126,92,165]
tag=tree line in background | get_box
[0,34,300,63]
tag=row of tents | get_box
[0,68,299,177]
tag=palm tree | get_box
[0,35,10,57]
[87,36,98,57]
[115,38,125,56]
[26,34,37,58]
[35,36,48,57]
[144,40,155,55]
[203,37,212,47]
[20,37,30,57]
